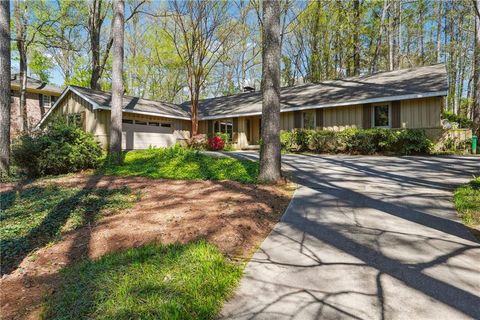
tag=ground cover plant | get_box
[1,175,292,319]
[41,241,242,320]
[454,177,480,226]
[101,146,258,183]
[0,184,137,275]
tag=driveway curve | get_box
[221,154,480,320]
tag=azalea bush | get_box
[208,135,225,151]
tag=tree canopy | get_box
[10,0,479,120]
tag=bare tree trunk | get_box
[309,0,321,82]
[190,79,200,136]
[89,0,103,90]
[0,0,10,176]
[353,0,361,76]
[417,1,425,65]
[389,0,400,70]
[14,0,28,133]
[259,0,281,183]
[435,0,442,63]
[473,0,480,133]
[109,0,124,164]
[388,0,394,71]
[370,0,389,74]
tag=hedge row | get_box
[280,128,432,155]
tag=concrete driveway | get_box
[221,154,480,320]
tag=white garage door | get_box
[122,121,176,150]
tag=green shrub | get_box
[280,129,313,152]
[396,129,432,155]
[346,129,376,154]
[280,128,431,155]
[309,130,344,153]
[442,111,473,129]
[12,117,102,177]
[212,132,230,144]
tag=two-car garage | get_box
[121,119,178,150]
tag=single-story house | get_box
[37,64,448,150]
[11,74,62,138]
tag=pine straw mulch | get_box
[0,173,294,320]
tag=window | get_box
[122,119,133,124]
[42,95,51,108]
[134,120,147,125]
[372,104,390,128]
[213,120,232,134]
[161,123,171,128]
[302,110,316,129]
[149,122,160,126]
[67,113,82,127]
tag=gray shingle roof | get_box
[190,64,448,119]
[11,74,62,94]
[70,86,191,119]
[43,64,447,125]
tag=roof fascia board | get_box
[94,106,191,121]
[70,86,101,109]
[198,90,448,120]
[11,84,62,95]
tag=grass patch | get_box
[454,177,480,226]
[41,241,243,320]
[0,185,138,274]
[100,146,258,183]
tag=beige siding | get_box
[280,112,295,131]
[323,105,363,131]
[235,117,249,148]
[198,120,208,134]
[44,92,191,149]
[46,92,95,134]
[400,97,442,129]
[250,117,261,143]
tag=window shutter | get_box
[294,111,302,129]
[232,118,238,132]
[315,109,324,129]
[391,101,401,128]
[362,104,372,129]
[207,120,213,135]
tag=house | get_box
[37,64,448,150]
[10,74,62,139]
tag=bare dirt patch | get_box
[0,174,293,319]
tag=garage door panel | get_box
[121,123,177,150]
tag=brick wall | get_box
[10,91,51,140]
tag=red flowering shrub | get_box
[208,136,225,151]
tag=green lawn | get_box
[100,147,258,183]
[41,241,243,320]
[0,185,138,275]
[454,177,480,226]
